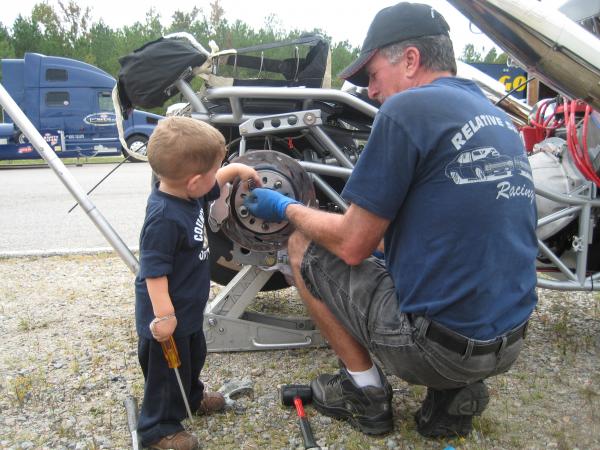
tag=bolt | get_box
[208,318,216,326]
[239,205,249,218]
[303,112,316,125]
[273,180,283,189]
[572,236,583,252]
[261,222,270,231]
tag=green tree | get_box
[167,8,202,34]
[460,43,482,63]
[483,47,498,63]
[4,1,359,94]
[11,2,93,58]
[57,0,91,52]
[0,23,15,60]
[87,21,120,74]
[331,40,359,88]
[118,8,164,59]
[460,44,508,64]
[11,15,44,57]
[31,3,66,55]
[209,0,225,33]
[491,51,508,65]
[483,47,508,64]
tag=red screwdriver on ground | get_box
[160,336,194,422]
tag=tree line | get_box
[0,1,505,91]
[0,1,360,87]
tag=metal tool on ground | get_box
[161,336,194,422]
[123,395,142,450]
[280,384,320,450]
[218,379,254,409]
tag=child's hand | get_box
[217,163,262,191]
[235,163,262,189]
[149,314,177,342]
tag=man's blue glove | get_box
[243,187,300,222]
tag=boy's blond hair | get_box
[147,116,227,180]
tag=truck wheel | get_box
[123,134,148,162]
[14,131,28,144]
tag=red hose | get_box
[525,96,598,186]
[565,99,600,186]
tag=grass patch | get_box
[17,314,49,332]
[0,155,131,167]
[6,371,47,407]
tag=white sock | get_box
[347,364,382,388]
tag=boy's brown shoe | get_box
[149,431,200,450]
[196,391,225,415]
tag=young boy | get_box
[135,116,261,450]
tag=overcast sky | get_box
[3,0,567,55]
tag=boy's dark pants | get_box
[137,330,207,447]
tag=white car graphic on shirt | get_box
[445,147,514,184]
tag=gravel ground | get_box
[0,253,599,450]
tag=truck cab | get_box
[0,53,161,160]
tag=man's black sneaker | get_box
[310,367,393,435]
[414,381,489,438]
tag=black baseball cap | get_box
[339,2,450,87]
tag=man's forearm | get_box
[284,202,390,266]
[285,203,345,254]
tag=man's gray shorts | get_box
[300,242,524,390]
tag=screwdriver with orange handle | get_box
[160,336,194,422]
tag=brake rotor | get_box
[220,150,316,252]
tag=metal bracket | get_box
[204,265,326,352]
[238,109,322,137]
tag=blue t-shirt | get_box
[342,77,538,340]
[135,182,220,339]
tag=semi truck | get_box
[0,53,161,160]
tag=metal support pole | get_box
[0,82,139,275]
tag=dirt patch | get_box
[0,254,598,449]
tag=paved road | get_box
[0,162,152,255]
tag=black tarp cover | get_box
[117,37,207,110]
[221,35,329,88]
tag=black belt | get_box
[425,320,528,356]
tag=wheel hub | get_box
[220,150,316,252]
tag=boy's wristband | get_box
[152,313,175,323]
[149,313,176,332]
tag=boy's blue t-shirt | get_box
[135,182,220,339]
[342,77,538,340]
